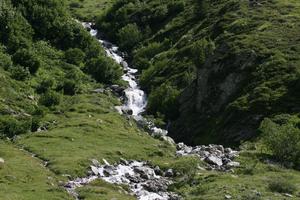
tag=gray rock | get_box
[119,158,129,165]
[91,159,100,167]
[91,166,99,175]
[205,155,223,166]
[165,169,174,177]
[154,166,163,176]
[92,88,104,93]
[226,161,240,168]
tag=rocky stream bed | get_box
[63,22,240,200]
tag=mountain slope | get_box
[97,0,300,145]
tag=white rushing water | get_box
[87,23,147,116]
[76,22,173,200]
[84,22,168,136]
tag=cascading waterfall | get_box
[84,22,168,137]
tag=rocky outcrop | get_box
[169,48,259,145]
[176,143,239,171]
[65,159,181,200]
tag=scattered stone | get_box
[205,155,223,166]
[165,169,174,177]
[225,194,232,199]
[284,193,293,198]
[92,88,104,93]
[176,143,239,171]
[65,159,177,200]
[226,161,240,168]
[91,166,99,175]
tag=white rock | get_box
[205,155,223,166]
[0,157,4,164]
[91,166,99,175]
[226,161,240,168]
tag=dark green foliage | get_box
[147,83,180,120]
[39,91,60,107]
[268,177,297,194]
[260,117,300,168]
[85,56,122,84]
[98,0,300,146]
[36,79,55,94]
[13,48,41,74]
[65,48,85,65]
[9,65,30,81]
[191,38,215,68]
[0,51,13,70]
[117,23,142,51]
[58,79,78,95]
[0,116,31,137]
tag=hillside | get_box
[97,0,300,146]
[1,0,300,199]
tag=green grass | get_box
[172,150,300,199]
[66,0,115,21]
[16,92,177,178]
[0,140,71,200]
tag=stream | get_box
[64,22,240,200]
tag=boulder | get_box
[165,169,174,177]
[226,161,240,168]
[0,157,4,165]
[205,155,223,166]
[91,166,99,175]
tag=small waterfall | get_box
[83,22,168,136]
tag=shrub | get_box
[39,91,60,107]
[260,118,300,167]
[117,23,142,50]
[13,48,41,74]
[64,48,85,65]
[0,116,31,137]
[268,177,296,194]
[36,79,55,94]
[58,79,78,95]
[85,56,122,84]
[147,83,180,120]
[9,65,30,81]
[0,52,12,70]
[170,156,200,181]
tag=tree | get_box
[64,48,85,65]
[85,56,122,84]
[117,23,142,50]
[13,48,41,74]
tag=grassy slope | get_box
[1,1,300,200]
[0,140,71,200]
[95,0,300,145]
[66,0,115,21]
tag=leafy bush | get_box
[117,23,142,50]
[57,79,78,95]
[36,79,55,94]
[85,56,122,84]
[147,83,180,120]
[64,48,85,65]
[260,118,300,167]
[0,116,31,137]
[170,156,200,181]
[39,91,61,107]
[268,177,296,194]
[13,48,41,74]
[9,65,30,81]
[0,52,12,70]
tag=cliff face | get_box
[98,0,300,145]
[170,47,260,145]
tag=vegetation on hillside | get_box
[97,0,300,149]
[0,0,122,139]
